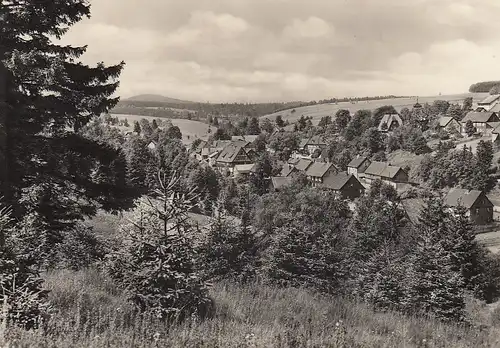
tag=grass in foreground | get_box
[2,269,500,347]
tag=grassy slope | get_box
[261,93,489,125]
[3,269,498,347]
[110,114,216,144]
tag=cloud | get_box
[56,0,500,102]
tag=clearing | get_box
[261,93,488,125]
[110,114,215,144]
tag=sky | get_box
[59,0,500,103]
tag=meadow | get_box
[261,93,489,125]
[1,268,499,348]
[110,114,215,144]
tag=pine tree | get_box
[133,121,141,134]
[107,173,212,320]
[465,120,476,137]
[0,1,136,233]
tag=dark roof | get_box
[444,188,492,209]
[322,173,361,190]
[401,198,425,225]
[280,163,296,177]
[216,144,247,163]
[478,94,500,105]
[305,162,335,178]
[462,111,498,123]
[347,156,369,169]
[364,161,404,179]
[271,177,292,190]
[295,159,313,172]
[231,135,259,143]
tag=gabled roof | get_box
[364,161,404,179]
[439,116,457,127]
[322,173,361,191]
[271,176,292,190]
[444,188,492,209]
[347,156,369,169]
[280,163,297,177]
[299,135,327,148]
[378,114,403,131]
[462,111,499,123]
[478,94,500,105]
[217,144,248,163]
[490,103,500,113]
[295,159,313,172]
[305,162,335,178]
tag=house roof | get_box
[490,103,500,113]
[299,138,309,149]
[217,144,247,163]
[295,159,313,172]
[462,111,498,123]
[364,161,404,179]
[322,173,360,191]
[439,116,456,127]
[488,122,500,130]
[299,135,327,148]
[378,114,403,131]
[444,188,491,209]
[231,135,259,143]
[401,198,425,225]
[347,156,369,169]
[271,176,292,190]
[305,162,335,178]
[280,163,296,177]
[478,94,500,105]
[234,163,256,174]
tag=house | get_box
[438,116,461,134]
[378,114,403,132]
[401,198,425,226]
[294,159,313,173]
[322,173,365,200]
[215,143,254,175]
[280,163,298,178]
[444,188,494,225]
[347,156,371,178]
[299,135,327,155]
[360,161,408,188]
[461,111,500,135]
[305,162,338,187]
[233,163,256,178]
[270,176,293,192]
[475,94,500,112]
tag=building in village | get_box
[347,156,371,178]
[322,173,365,200]
[401,189,494,226]
[360,161,408,188]
[269,176,293,192]
[294,158,313,173]
[280,163,298,178]
[214,143,254,176]
[437,116,462,134]
[233,163,256,178]
[304,162,338,188]
[298,135,327,155]
[475,94,500,112]
[378,113,403,132]
[444,188,494,225]
[461,111,500,135]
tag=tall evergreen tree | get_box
[0,0,136,234]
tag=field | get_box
[261,93,489,125]
[3,268,499,347]
[110,114,215,144]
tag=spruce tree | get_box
[0,0,135,234]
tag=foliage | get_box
[105,174,211,321]
[465,120,476,137]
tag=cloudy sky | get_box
[60,0,500,102]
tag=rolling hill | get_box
[261,93,489,125]
[123,94,194,104]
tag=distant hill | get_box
[124,94,194,104]
[469,81,500,93]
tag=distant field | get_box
[110,114,215,144]
[261,93,489,125]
